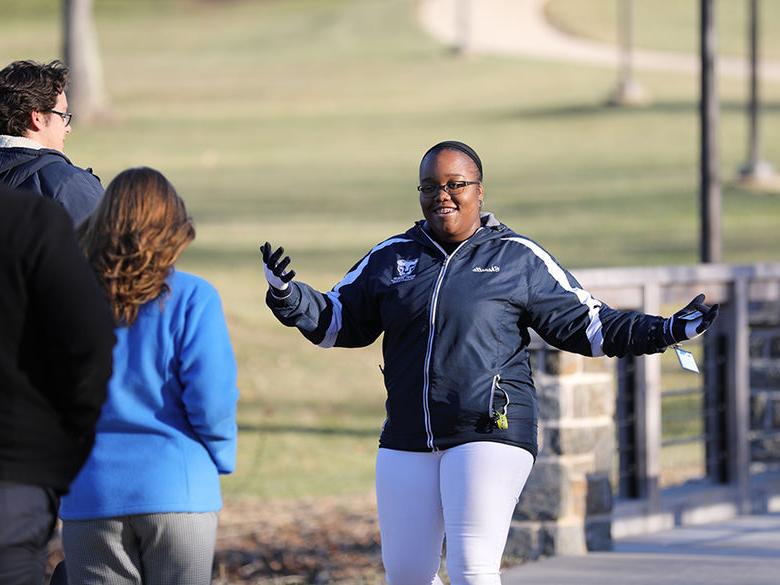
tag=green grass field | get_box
[547,0,780,60]
[2,0,779,501]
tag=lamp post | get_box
[738,0,775,185]
[700,0,721,263]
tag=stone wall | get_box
[506,342,615,560]
[750,301,780,463]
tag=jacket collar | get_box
[478,212,502,228]
[0,135,45,150]
[408,212,507,252]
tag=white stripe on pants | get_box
[376,442,534,585]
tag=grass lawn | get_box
[2,0,779,502]
[546,0,780,60]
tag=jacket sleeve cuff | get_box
[265,281,301,308]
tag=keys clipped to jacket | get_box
[493,405,509,430]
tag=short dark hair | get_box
[421,140,483,181]
[0,60,69,136]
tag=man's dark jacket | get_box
[0,147,103,225]
[0,187,115,493]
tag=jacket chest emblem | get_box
[391,258,419,284]
[473,265,500,273]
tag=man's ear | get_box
[28,109,47,132]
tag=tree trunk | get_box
[608,0,648,106]
[63,0,109,122]
[738,0,775,184]
[454,0,472,56]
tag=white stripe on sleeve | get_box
[502,237,605,357]
[319,237,412,348]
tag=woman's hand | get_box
[662,294,719,346]
[260,242,296,293]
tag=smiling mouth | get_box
[434,207,457,216]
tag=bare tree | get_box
[454,0,472,56]
[738,0,775,185]
[63,0,110,122]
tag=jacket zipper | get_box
[488,373,501,417]
[419,230,472,451]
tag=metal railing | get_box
[574,262,780,525]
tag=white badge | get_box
[674,346,700,373]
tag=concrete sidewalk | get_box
[418,0,780,81]
[502,513,780,585]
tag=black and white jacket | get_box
[267,214,666,457]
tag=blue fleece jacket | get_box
[60,270,239,519]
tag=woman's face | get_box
[419,149,484,244]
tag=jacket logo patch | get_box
[473,265,500,273]
[391,258,419,283]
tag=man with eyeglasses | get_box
[0,60,103,225]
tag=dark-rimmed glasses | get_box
[417,181,480,197]
[48,109,73,126]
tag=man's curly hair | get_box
[78,167,196,326]
[0,60,68,136]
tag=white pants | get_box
[376,442,534,585]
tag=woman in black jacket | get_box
[260,141,717,585]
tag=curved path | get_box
[418,0,780,81]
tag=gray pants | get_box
[0,482,58,585]
[62,512,218,585]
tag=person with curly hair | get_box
[0,59,103,225]
[59,167,239,585]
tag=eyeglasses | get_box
[48,109,73,126]
[417,181,480,197]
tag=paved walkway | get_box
[502,513,780,585]
[418,0,780,81]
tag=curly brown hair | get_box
[0,60,68,136]
[78,167,196,326]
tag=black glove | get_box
[260,242,296,294]
[661,294,719,346]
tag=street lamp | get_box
[700,0,721,263]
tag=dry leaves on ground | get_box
[213,492,384,584]
[47,493,383,585]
